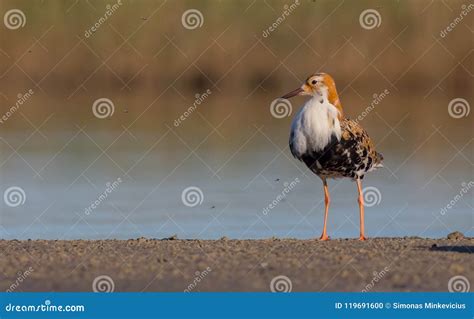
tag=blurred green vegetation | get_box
[0,0,472,134]
[1,0,472,90]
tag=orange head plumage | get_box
[281,72,343,117]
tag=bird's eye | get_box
[311,80,317,85]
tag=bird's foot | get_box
[358,235,367,241]
[319,234,330,241]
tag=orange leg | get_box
[356,178,367,241]
[319,178,330,241]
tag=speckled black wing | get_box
[300,119,383,179]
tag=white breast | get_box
[289,97,341,158]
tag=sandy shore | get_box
[1,235,472,292]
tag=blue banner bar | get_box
[1,293,472,319]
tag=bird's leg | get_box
[319,178,330,241]
[356,178,367,241]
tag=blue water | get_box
[1,129,472,240]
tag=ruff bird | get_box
[282,73,383,240]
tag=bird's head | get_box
[281,72,343,115]
[281,73,336,99]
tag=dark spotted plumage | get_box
[291,119,383,180]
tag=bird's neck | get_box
[327,88,344,119]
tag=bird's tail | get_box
[374,152,384,168]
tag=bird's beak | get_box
[281,86,307,99]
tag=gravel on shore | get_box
[1,236,472,292]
